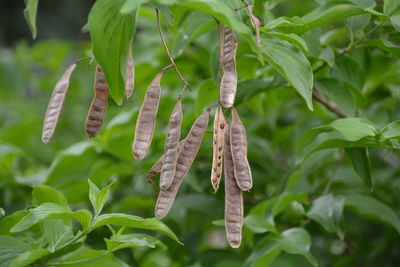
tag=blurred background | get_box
[1,0,400,266]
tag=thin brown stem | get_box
[312,89,346,118]
[75,56,93,65]
[156,9,192,91]
[241,0,261,44]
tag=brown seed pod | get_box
[132,69,166,160]
[211,105,226,193]
[85,65,109,138]
[125,48,135,98]
[147,140,185,184]
[147,154,166,184]
[42,63,77,144]
[219,26,238,108]
[160,97,183,189]
[224,122,243,248]
[230,107,252,191]
[155,108,211,219]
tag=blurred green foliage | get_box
[1,0,400,266]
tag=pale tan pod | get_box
[85,65,109,138]
[160,97,183,189]
[42,63,77,144]
[219,26,238,108]
[147,154,166,184]
[224,122,243,248]
[147,140,185,184]
[132,69,165,160]
[125,48,135,98]
[211,105,226,193]
[230,107,252,191]
[155,109,211,219]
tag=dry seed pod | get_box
[160,98,183,189]
[211,105,226,193]
[230,107,252,191]
[132,69,166,160]
[147,140,185,184]
[125,49,135,98]
[219,26,238,108]
[147,154,166,184]
[85,65,109,138]
[155,109,211,219]
[42,63,77,144]
[224,122,243,248]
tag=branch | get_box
[155,9,192,91]
[312,89,346,118]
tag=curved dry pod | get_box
[160,98,183,189]
[42,63,77,144]
[147,154,166,184]
[224,122,243,248]
[155,109,210,219]
[125,48,135,98]
[132,69,165,160]
[211,105,226,193]
[85,65,109,138]
[219,26,238,108]
[230,107,252,191]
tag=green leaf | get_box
[345,194,400,234]
[0,208,4,217]
[88,179,115,215]
[88,0,137,104]
[280,228,317,266]
[152,3,174,25]
[182,0,254,45]
[263,32,309,54]
[298,1,369,33]
[120,0,147,14]
[322,118,377,142]
[391,11,400,31]
[331,54,365,91]
[23,0,39,39]
[10,203,92,232]
[345,148,373,189]
[195,79,219,116]
[261,36,314,110]
[272,192,308,217]
[0,211,30,235]
[245,235,281,267]
[50,249,128,267]
[378,120,400,141]
[91,213,181,244]
[384,0,400,15]
[9,249,52,267]
[32,185,68,207]
[0,236,31,267]
[360,39,400,57]
[245,198,278,234]
[307,194,345,239]
[105,233,166,251]
[316,79,356,117]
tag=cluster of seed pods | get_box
[42,22,251,248]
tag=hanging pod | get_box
[125,48,135,98]
[155,109,210,219]
[230,107,253,191]
[42,63,77,143]
[219,26,238,108]
[160,97,183,189]
[224,122,243,248]
[85,65,109,138]
[211,105,226,192]
[132,68,167,160]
